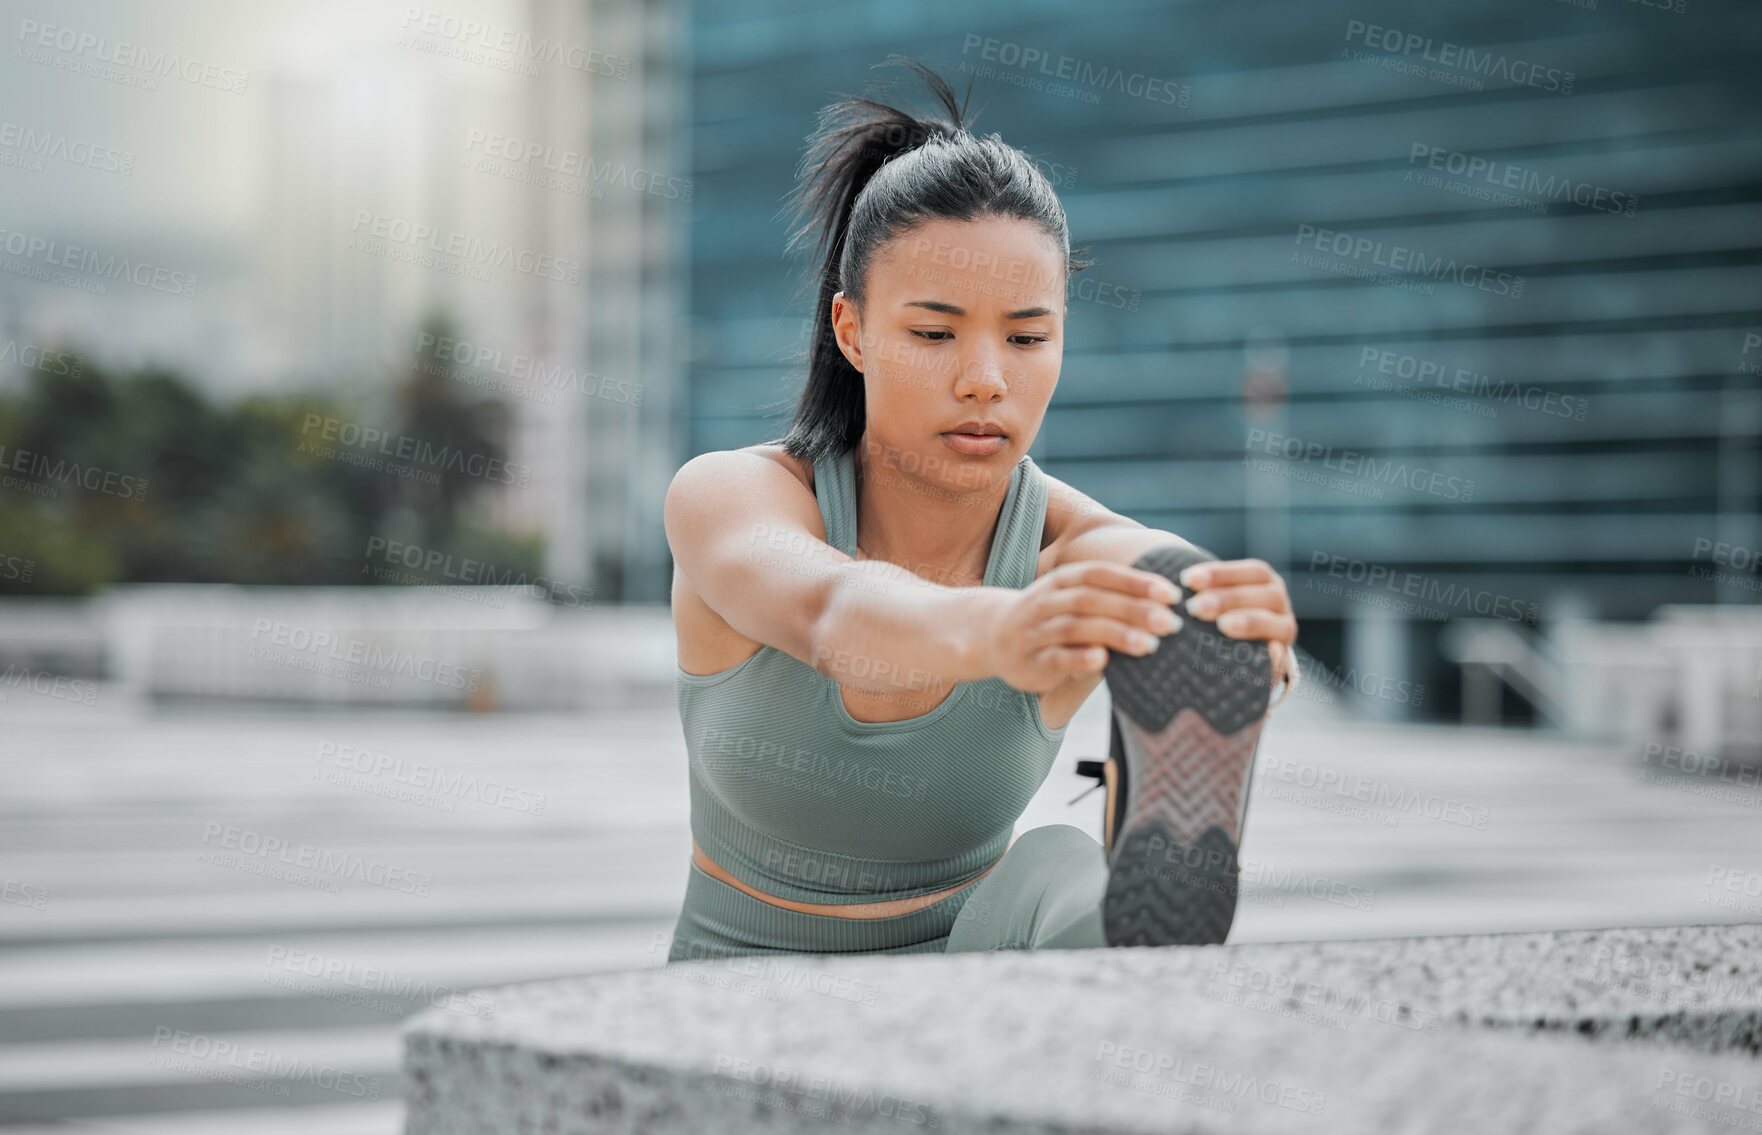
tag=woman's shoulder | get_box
[739,442,815,495]
[1033,465,1125,557]
[670,443,817,507]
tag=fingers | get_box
[1037,643,1108,677]
[1041,585,1182,637]
[1179,558,1274,590]
[1210,608,1297,644]
[1186,583,1288,621]
[1033,614,1164,657]
[1053,560,1181,604]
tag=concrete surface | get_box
[403,924,1762,1134]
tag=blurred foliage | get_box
[0,311,544,596]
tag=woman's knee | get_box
[1007,823,1103,863]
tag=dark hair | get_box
[764,56,1090,466]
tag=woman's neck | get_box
[852,437,1013,587]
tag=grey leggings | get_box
[664,825,1109,963]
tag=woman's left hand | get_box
[1177,559,1299,686]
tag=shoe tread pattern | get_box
[1100,545,1274,948]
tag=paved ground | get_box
[2,683,1758,1132]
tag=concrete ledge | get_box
[403,925,1762,1133]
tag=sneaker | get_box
[1074,545,1274,947]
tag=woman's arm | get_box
[665,449,996,694]
[666,450,1178,697]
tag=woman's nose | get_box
[953,356,1008,397]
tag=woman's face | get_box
[832,213,1066,493]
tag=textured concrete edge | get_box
[403,1031,1075,1135]
[399,923,1762,1054]
[399,924,1762,1133]
[1192,922,1762,1056]
[1474,1012,1762,1054]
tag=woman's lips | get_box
[940,431,1008,456]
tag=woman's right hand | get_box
[976,562,1184,694]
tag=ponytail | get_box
[765,56,1081,465]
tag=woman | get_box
[664,59,1298,961]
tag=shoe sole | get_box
[1100,545,1274,947]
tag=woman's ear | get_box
[831,291,865,374]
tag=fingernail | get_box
[1218,612,1245,634]
[1152,579,1180,603]
[1150,607,1178,633]
[1180,566,1208,588]
[1188,594,1218,619]
[1130,631,1157,653]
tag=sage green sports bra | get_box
[676,445,1069,905]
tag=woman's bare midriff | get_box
[692,838,1005,919]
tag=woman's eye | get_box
[911,329,953,341]
[1010,334,1049,346]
